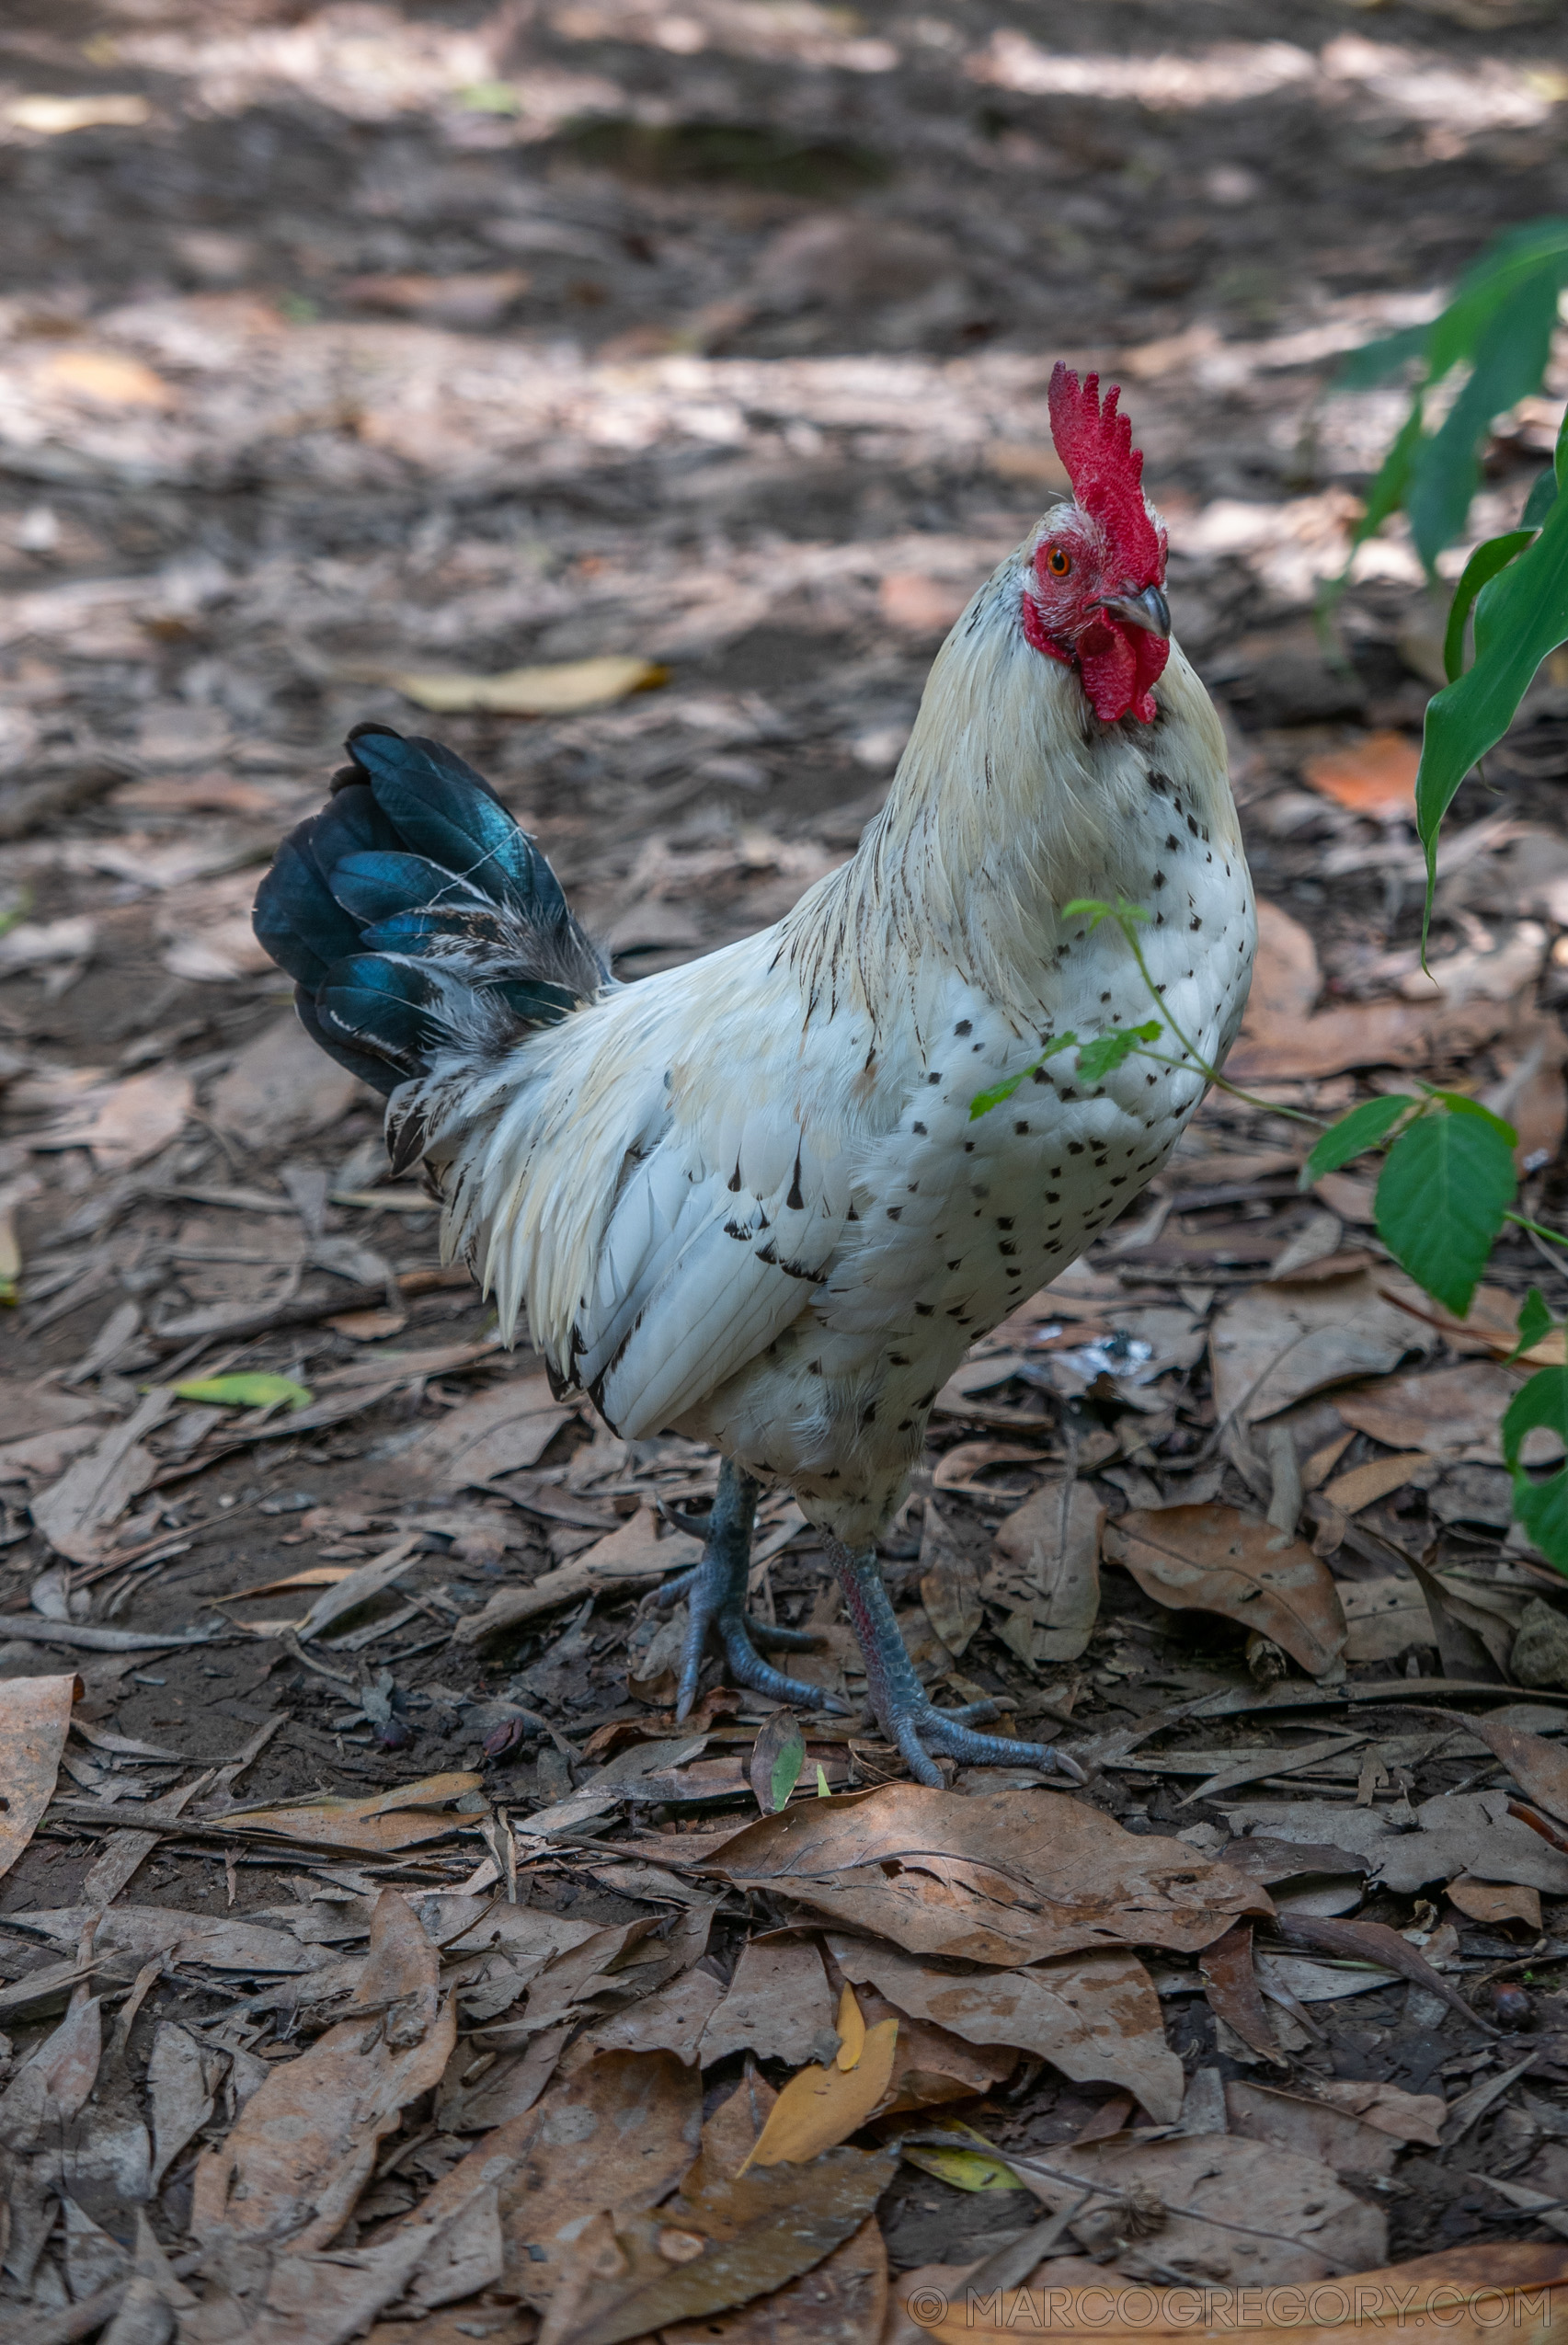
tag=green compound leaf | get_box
[174,1372,314,1411]
[969,1033,1078,1121]
[1076,1021,1163,1081]
[1503,1366,1568,1574]
[1301,1094,1414,1186]
[1374,1110,1517,1320]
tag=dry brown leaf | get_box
[210,1012,363,1148]
[1452,1709,1568,1830]
[1001,2128,1386,2285]
[738,2018,898,2173]
[214,1769,483,1854]
[879,574,970,635]
[21,1903,335,1974]
[932,1440,1045,1492]
[417,2049,703,2305]
[1103,1506,1347,1678]
[291,1535,421,1639]
[1311,2079,1445,2145]
[0,1671,74,1881]
[536,2085,894,2345]
[919,1504,983,1659]
[29,1388,172,1563]
[1209,1271,1435,1424]
[1321,1451,1431,1514]
[1447,1874,1542,1931]
[984,1475,1103,1664]
[1242,898,1322,1031]
[147,2020,227,2190]
[189,1890,454,2249]
[52,1065,193,1169]
[834,1982,865,2072]
[1273,1912,1491,2033]
[344,268,530,324]
[581,1968,726,2064]
[393,1375,576,1490]
[1340,1576,1432,1664]
[41,348,174,406]
[662,2213,886,2345]
[921,2245,1567,2345]
[1333,1360,1538,1459]
[699,1935,838,2069]
[828,1936,1183,2122]
[1224,2079,1399,2176]
[1197,1920,1286,2068]
[456,1506,702,1642]
[1302,730,1419,818]
[391,655,667,716]
[678,1784,1270,1964]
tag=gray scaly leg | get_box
[829,1539,1086,1788]
[658,1458,834,1720]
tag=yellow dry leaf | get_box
[41,349,175,408]
[834,1983,865,2073]
[390,656,668,717]
[737,2018,897,2173]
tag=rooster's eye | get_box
[1046,546,1071,577]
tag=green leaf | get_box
[1076,1020,1163,1081]
[1443,530,1535,682]
[1406,271,1562,572]
[1374,1111,1517,1319]
[771,1722,806,1813]
[175,1372,314,1411]
[1333,319,1432,392]
[815,1763,830,1797]
[1301,1094,1414,1184]
[969,1033,1078,1121]
[1416,412,1568,902]
[901,2146,1024,2193]
[1342,400,1425,581]
[1514,1287,1556,1362]
[1503,1366,1568,1573]
[1424,219,1568,383]
[1522,464,1561,530]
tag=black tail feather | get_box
[254,726,607,1102]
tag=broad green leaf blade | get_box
[175,1372,313,1410]
[1301,1094,1413,1185]
[1416,433,1568,894]
[1424,218,1568,383]
[1514,1287,1555,1361]
[1333,319,1431,392]
[1502,1366,1568,1573]
[1342,400,1424,579]
[1522,464,1561,530]
[1406,271,1562,572]
[1443,530,1535,682]
[1373,1113,1516,1318]
[1076,1021,1162,1081]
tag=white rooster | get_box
[255,366,1254,1782]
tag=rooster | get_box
[254,367,1253,1783]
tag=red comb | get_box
[1047,364,1163,586]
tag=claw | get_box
[667,1458,832,1722]
[828,1538,1088,1787]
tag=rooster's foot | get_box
[663,1459,833,1720]
[830,1542,1086,1790]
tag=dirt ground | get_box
[3,0,1568,2330]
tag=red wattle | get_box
[1078,617,1168,725]
[1021,594,1071,665]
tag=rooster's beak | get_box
[1103,585,1170,639]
